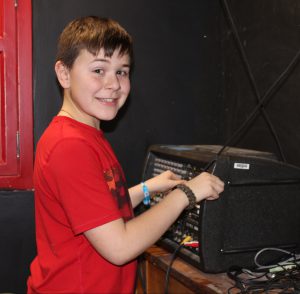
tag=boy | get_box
[27,16,224,293]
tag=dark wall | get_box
[220,0,300,166]
[0,191,35,293]
[33,0,222,186]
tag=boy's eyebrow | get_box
[92,58,130,68]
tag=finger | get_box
[206,196,218,200]
[169,173,182,180]
[206,192,220,200]
[215,183,224,194]
[210,174,224,184]
[210,176,224,192]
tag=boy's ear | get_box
[55,61,70,89]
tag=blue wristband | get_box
[141,182,150,205]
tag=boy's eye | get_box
[117,70,129,77]
[94,69,104,74]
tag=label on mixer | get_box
[234,162,250,170]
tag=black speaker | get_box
[142,144,300,273]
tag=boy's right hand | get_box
[184,172,224,202]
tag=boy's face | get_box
[58,48,131,128]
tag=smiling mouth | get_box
[98,98,116,102]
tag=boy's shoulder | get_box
[45,116,99,139]
[38,116,101,151]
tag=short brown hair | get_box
[56,16,133,68]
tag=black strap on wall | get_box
[218,0,300,162]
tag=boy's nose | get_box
[104,73,121,90]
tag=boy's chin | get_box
[95,105,125,122]
[98,114,118,122]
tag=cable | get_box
[217,43,300,160]
[221,0,287,163]
[211,0,300,167]
[164,236,192,294]
[164,243,184,294]
[228,267,300,293]
[227,247,300,293]
[254,247,300,270]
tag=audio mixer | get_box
[140,144,300,273]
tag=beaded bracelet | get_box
[141,182,151,205]
[176,184,196,210]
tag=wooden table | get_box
[136,245,236,294]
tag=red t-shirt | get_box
[27,116,137,293]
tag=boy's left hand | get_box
[145,170,184,194]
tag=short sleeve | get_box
[46,138,122,235]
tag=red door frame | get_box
[0,0,18,177]
[0,0,33,189]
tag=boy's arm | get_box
[128,170,184,208]
[84,172,224,266]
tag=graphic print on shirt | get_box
[103,166,133,221]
